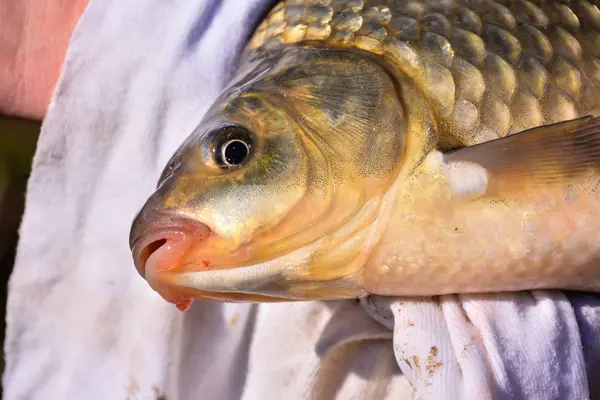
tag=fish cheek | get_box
[201,131,309,245]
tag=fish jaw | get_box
[132,197,391,305]
[128,178,387,305]
[170,244,366,302]
[130,224,290,306]
[135,240,368,305]
[130,190,393,305]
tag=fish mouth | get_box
[131,228,193,279]
[130,221,298,308]
[131,220,212,310]
[128,198,375,307]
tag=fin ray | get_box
[443,116,600,196]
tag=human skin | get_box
[0,0,89,120]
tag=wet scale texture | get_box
[364,169,600,294]
[249,0,600,147]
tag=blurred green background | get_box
[0,116,41,381]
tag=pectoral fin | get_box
[442,116,600,198]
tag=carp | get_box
[130,0,600,310]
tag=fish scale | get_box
[248,0,600,147]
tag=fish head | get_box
[129,48,415,306]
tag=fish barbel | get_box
[130,0,600,310]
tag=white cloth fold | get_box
[363,292,600,399]
[4,0,600,399]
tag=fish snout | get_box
[129,207,211,309]
[130,209,211,277]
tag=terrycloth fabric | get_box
[4,0,600,399]
[363,292,600,399]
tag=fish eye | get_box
[212,126,254,168]
[221,139,250,165]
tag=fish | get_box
[130,0,600,311]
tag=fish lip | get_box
[131,228,190,278]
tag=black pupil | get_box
[223,140,249,165]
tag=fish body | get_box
[130,0,600,308]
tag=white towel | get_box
[4,1,600,399]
